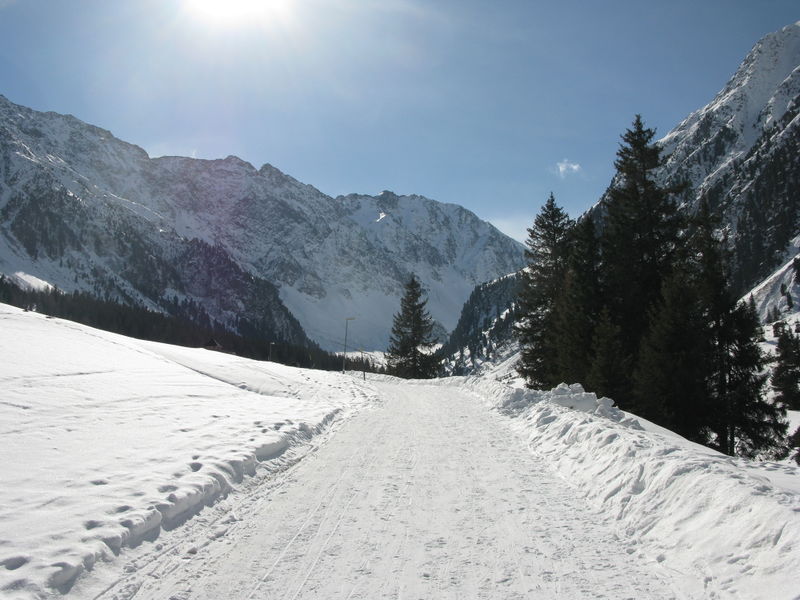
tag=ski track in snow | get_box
[77,382,677,600]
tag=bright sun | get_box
[185,0,292,26]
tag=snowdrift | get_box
[0,304,377,598]
[462,376,800,599]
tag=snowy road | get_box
[77,380,678,600]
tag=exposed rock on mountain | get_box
[656,21,800,294]
[0,95,525,349]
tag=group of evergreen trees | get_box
[515,115,789,458]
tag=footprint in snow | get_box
[2,556,29,570]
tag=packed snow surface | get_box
[0,304,377,597]
[75,380,680,599]
[2,304,799,599]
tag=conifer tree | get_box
[788,426,800,465]
[716,300,787,458]
[551,217,600,386]
[633,270,709,440]
[586,308,630,402]
[772,329,800,411]
[515,193,574,388]
[386,275,438,379]
[628,199,787,456]
[599,115,685,367]
[688,200,734,439]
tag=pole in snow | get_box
[342,317,355,373]
[268,341,275,361]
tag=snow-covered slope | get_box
[656,21,800,293]
[0,303,377,597]
[660,21,800,176]
[745,233,800,323]
[0,96,525,349]
[440,271,521,375]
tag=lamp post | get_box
[342,317,356,373]
[360,349,366,381]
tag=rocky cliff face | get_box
[0,95,525,349]
[656,21,800,294]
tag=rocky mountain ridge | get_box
[0,94,525,350]
[655,20,800,295]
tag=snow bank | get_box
[464,377,800,600]
[0,304,377,598]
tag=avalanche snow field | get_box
[1,304,799,599]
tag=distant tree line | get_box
[0,276,379,374]
[515,115,789,459]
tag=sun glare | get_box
[184,0,292,26]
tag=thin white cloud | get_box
[555,159,582,179]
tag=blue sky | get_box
[0,1,797,241]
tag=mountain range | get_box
[0,98,524,350]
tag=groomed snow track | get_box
[75,381,677,600]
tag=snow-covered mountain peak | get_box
[0,94,525,350]
[639,21,800,294]
[220,154,256,171]
[661,22,800,161]
[714,21,800,128]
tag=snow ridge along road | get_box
[78,380,678,599]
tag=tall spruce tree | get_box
[715,300,787,458]
[386,275,438,379]
[773,329,800,411]
[633,270,709,440]
[629,198,786,456]
[551,217,600,386]
[600,115,685,377]
[515,193,574,388]
[586,308,631,402]
[690,202,787,458]
[668,201,731,442]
